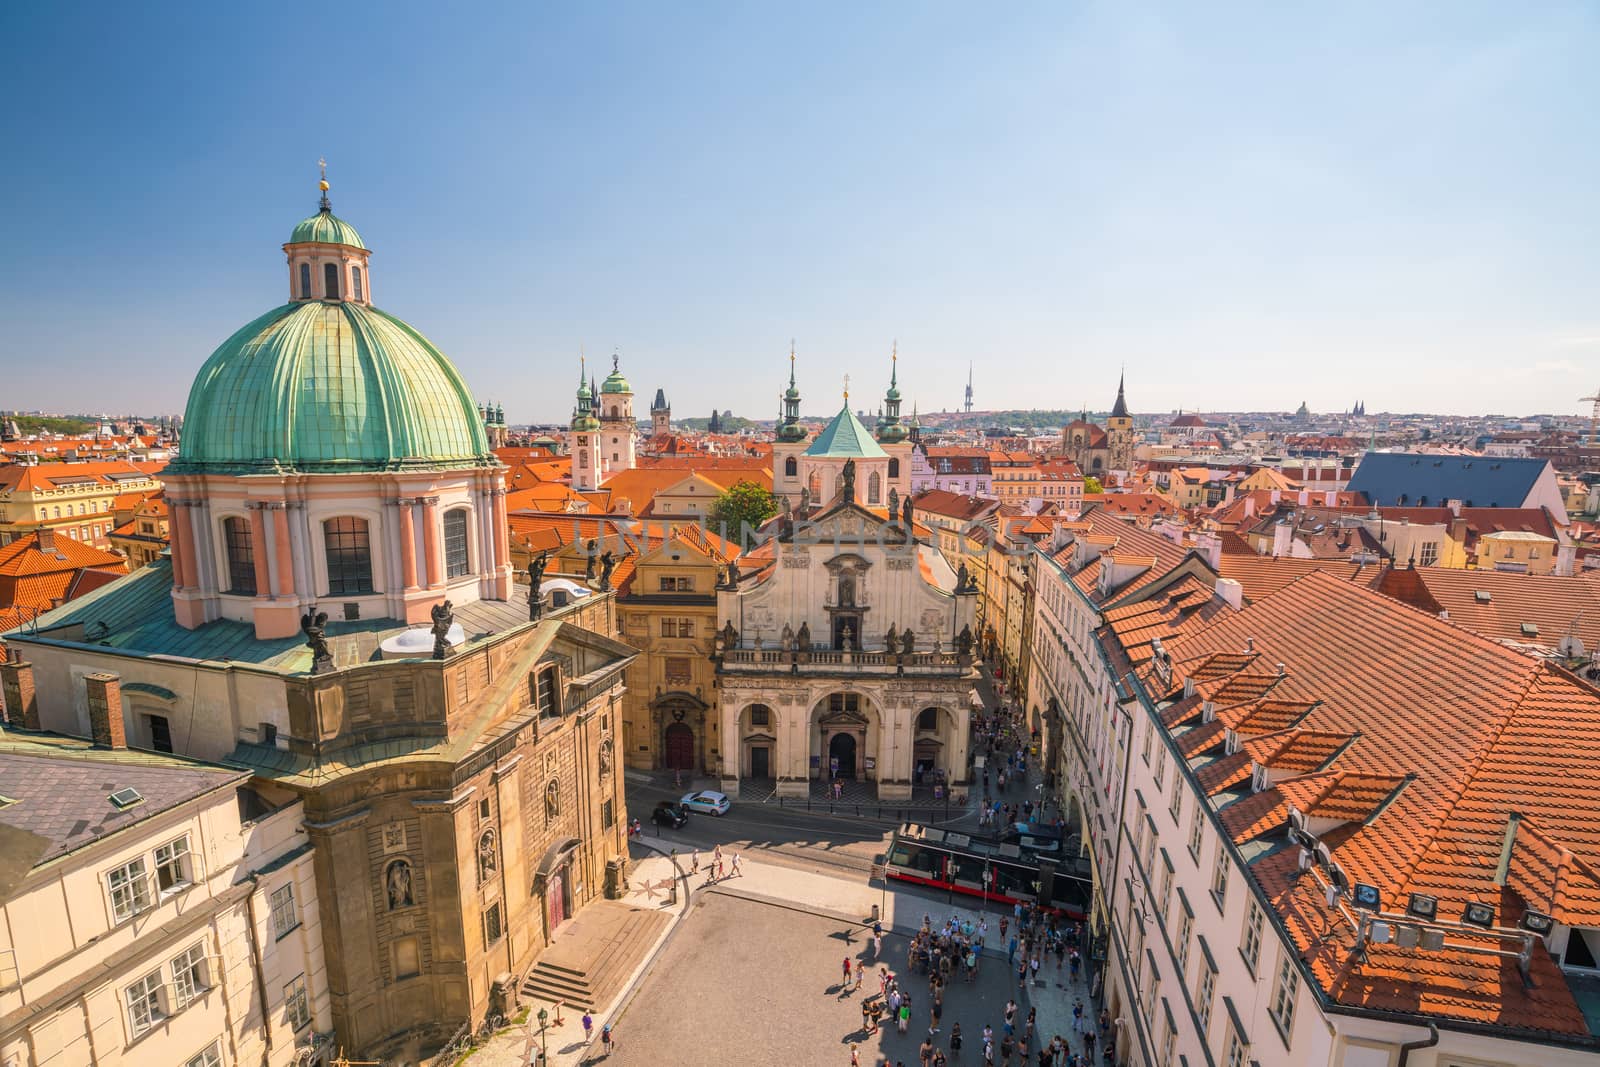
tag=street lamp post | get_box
[536,1007,549,1062]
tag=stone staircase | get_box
[520,900,672,1013]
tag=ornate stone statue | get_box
[599,550,616,589]
[885,623,898,652]
[724,560,740,588]
[901,495,913,527]
[545,778,561,821]
[888,487,899,516]
[430,600,454,659]
[528,550,548,621]
[841,458,856,498]
[584,540,598,579]
[840,624,853,652]
[300,609,332,673]
[957,623,975,656]
[781,622,795,651]
[598,739,614,779]
[799,486,812,512]
[796,620,812,651]
[721,620,739,652]
[385,859,414,909]
[901,628,915,655]
[956,561,970,591]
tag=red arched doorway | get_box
[664,723,695,770]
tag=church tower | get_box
[1106,371,1135,471]
[570,360,602,491]
[597,353,636,478]
[650,387,671,436]
[875,344,913,505]
[772,345,810,507]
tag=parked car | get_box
[679,790,732,816]
[651,801,690,828]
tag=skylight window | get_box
[1474,591,1492,603]
[1521,622,1539,637]
[109,787,144,810]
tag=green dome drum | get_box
[288,210,366,249]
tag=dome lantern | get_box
[283,160,373,306]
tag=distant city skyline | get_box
[4,3,1598,421]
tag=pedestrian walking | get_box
[1000,1035,1014,1067]
[874,933,883,959]
[600,1022,614,1057]
[855,964,865,992]
[899,1001,913,1034]
[850,1042,862,1066]
[581,1012,593,1042]
[690,849,699,875]
[921,1037,936,1066]
[950,1021,964,1059]
[843,957,853,984]
[731,852,743,877]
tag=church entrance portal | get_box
[664,723,694,770]
[828,732,858,779]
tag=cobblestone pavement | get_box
[601,892,1097,1067]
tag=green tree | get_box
[706,480,780,546]
[1083,476,1104,495]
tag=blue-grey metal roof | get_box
[1345,452,1551,509]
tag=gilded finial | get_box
[317,157,331,212]
[843,373,851,402]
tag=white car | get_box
[679,790,731,816]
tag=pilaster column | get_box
[491,486,510,569]
[396,497,419,590]
[171,498,199,590]
[420,496,442,588]
[270,503,294,597]
[247,504,272,597]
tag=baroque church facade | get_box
[2,180,634,1061]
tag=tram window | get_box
[950,854,985,884]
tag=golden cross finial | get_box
[843,373,851,401]
[318,156,327,181]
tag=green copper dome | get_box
[288,209,367,250]
[173,302,493,473]
[600,369,631,394]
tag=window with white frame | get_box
[1196,964,1216,1036]
[155,835,192,893]
[125,969,165,1037]
[186,1042,223,1067]
[1241,900,1266,975]
[1175,911,1193,977]
[107,856,152,922]
[270,882,298,938]
[170,942,209,1008]
[1157,863,1173,926]
[1224,1019,1248,1067]
[1211,847,1229,910]
[1153,745,1166,789]
[1269,952,1299,1043]
[285,974,311,1032]
[1168,782,1183,825]
[1158,1007,1177,1067]
[1141,717,1154,762]
[1188,805,1204,860]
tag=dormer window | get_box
[299,263,312,300]
[323,263,340,300]
[351,265,363,302]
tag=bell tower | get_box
[597,353,636,477]
[570,360,602,492]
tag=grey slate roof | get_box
[1346,452,1553,509]
[0,735,246,865]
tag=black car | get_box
[651,802,690,829]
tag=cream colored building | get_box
[0,461,163,550]
[715,492,980,800]
[0,709,328,1067]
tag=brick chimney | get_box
[35,526,55,553]
[0,659,40,730]
[85,672,126,749]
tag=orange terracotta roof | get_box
[1377,566,1600,651]
[1215,554,1384,604]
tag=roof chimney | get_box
[1214,577,1243,611]
[1275,662,1287,676]
[35,527,54,553]
[1,659,40,730]
[85,672,126,749]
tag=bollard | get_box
[872,903,880,922]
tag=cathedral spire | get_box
[1109,369,1130,420]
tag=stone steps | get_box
[520,904,671,1012]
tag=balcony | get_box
[719,645,973,677]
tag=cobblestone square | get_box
[603,890,1089,1066]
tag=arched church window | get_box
[443,508,470,578]
[917,708,939,732]
[784,456,797,477]
[323,516,374,595]
[609,406,618,418]
[578,449,589,467]
[888,458,899,478]
[323,262,340,299]
[299,263,312,299]
[351,265,363,302]
[807,471,821,499]
[223,516,256,595]
[868,472,882,505]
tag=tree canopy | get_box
[706,480,780,546]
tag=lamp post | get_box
[537,1007,549,1062]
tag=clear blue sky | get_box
[3,2,1597,422]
